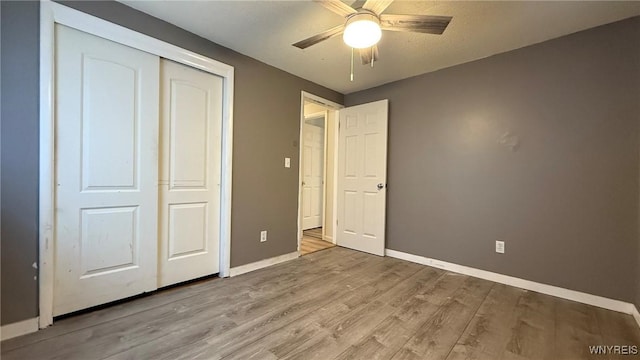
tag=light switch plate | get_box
[285,157,291,168]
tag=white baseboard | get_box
[324,235,333,242]
[385,249,637,318]
[229,251,299,277]
[1,317,39,341]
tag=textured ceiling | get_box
[120,1,640,94]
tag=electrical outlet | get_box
[260,230,267,242]
[495,241,505,254]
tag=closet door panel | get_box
[159,59,222,287]
[54,25,160,316]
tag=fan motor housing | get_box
[346,10,380,25]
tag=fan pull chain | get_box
[371,47,375,68]
[350,47,354,82]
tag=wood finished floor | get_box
[303,227,323,240]
[301,228,335,256]
[300,237,335,256]
[2,247,639,360]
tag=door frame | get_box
[297,92,343,252]
[39,1,235,328]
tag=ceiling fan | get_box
[293,0,452,68]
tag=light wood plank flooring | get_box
[2,247,639,360]
[304,227,323,240]
[300,227,335,255]
[300,237,335,255]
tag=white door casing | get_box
[159,60,222,287]
[53,25,160,316]
[302,122,325,230]
[336,100,389,256]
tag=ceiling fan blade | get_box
[380,14,452,34]
[362,0,394,15]
[313,0,357,17]
[359,45,379,66]
[293,24,345,49]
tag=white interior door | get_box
[54,25,159,316]
[158,59,222,287]
[336,100,388,256]
[302,122,325,230]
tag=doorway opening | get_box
[297,92,343,256]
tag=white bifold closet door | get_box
[54,25,160,316]
[158,60,222,287]
[54,26,223,316]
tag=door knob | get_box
[377,183,385,190]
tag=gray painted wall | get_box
[1,0,41,326]
[346,17,640,303]
[0,0,342,325]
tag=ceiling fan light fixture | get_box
[343,13,382,49]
